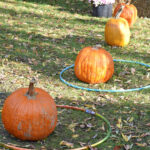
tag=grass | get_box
[0,0,150,149]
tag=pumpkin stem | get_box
[115,5,125,19]
[26,78,37,99]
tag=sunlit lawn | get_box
[0,0,150,149]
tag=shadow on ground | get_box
[0,22,149,79]
[0,95,150,149]
[12,0,92,16]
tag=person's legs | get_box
[92,4,113,18]
[92,5,98,17]
[97,4,107,17]
[107,4,113,18]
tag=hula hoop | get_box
[0,105,111,150]
[60,59,150,93]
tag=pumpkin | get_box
[113,2,137,27]
[2,79,57,141]
[105,5,130,47]
[74,46,114,84]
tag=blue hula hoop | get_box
[59,59,150,93]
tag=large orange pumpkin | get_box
[113,3,137,27]
[2,79,57,141]
[105,5,130,47]
[74,46,114,84]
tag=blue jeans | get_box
[92,4,113,18]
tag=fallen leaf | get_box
[5,44,13,49]
[122,133,128,142]
[146,123,150,126]
[101,123,105,131]
[116,117,122,129]
[84,104,96,110]
[140,132,150,137]
[137,138,142,142]
[131,68,136,75]
[86,123,94,128]
[60,141,74,148]
[81,96,85,101]
[121,133,131,142]
[124,144,133,150]
[40,146,47,150]
[68,123,78,133]
[92,133,98,139]
[80,124,86,129]
[128,117,134,122]
[79,142,86,147]
[135,143,147,147]
[119,71,130,76]
[113,145,122,150]
[72,134,79,138]
[125,80,131,83]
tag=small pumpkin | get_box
[113,1,137,27]
[105,5,130,47]
[2,79,57,141]
[74,46,114,84]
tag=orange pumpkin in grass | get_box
[2,79,57,141]
[113,3,137,27]
[105,5,130,47]
[74,46,114,84]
